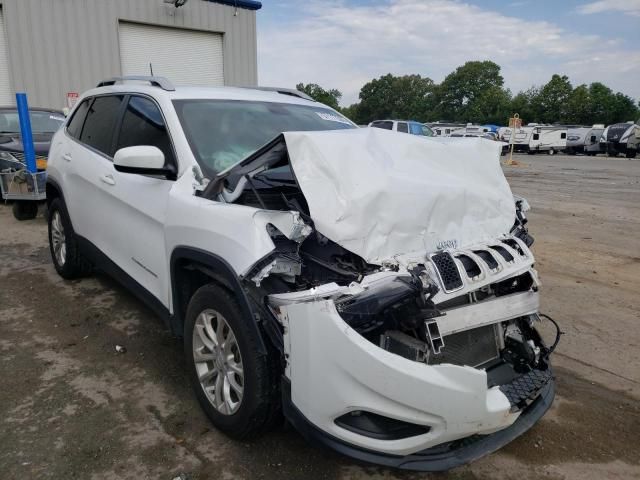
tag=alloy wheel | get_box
[192,309,244,415]
[51,210,66,266]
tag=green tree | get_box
[432,60,509,122]
[510,87,541,124]
[354,74,435,124]
[295,83,342,110]
[565,84,591,124]
[536,74,573,123]
[611,92,640,123]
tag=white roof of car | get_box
[82,84,319,107]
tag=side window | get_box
[397,122,409,133]
[116,96,175,166]
[66,99,91,139]
[371,121,393,130]
[590,135,596,143]
[80,95,124,155]
[532,133,540,140]
[560,132,567,139]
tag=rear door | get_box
[100,95,176,305]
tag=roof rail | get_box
[245,86,315,102]
[96,76,175,91]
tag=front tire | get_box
[47,198,92,279]
[185,284,281,439]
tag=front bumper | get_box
[277,296,552,462]
[283,377,554,471]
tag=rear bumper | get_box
[283,378,555,471]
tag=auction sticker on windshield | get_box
[315,111,351,125]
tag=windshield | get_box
[0,110,65,134]
[409,122,434,136]
[173,99,355,173]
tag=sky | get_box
[256,0,640,106]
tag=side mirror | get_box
[114,146,175,179]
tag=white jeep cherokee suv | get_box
[46,76,558,471]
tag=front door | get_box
[97,95,177,307]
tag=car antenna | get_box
[149,63,154,76]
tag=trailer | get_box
[424,122,467,137]
[600,122,639,158]
[502,125,535,153]
[566,125,605,155]
[528,125,567,154]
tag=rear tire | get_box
[185,283,282,439]
[47,198,92,279]
[12,201,38,221]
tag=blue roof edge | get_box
[204,0,262,11]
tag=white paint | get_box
[278,298,516,455]
[284,128,515,264]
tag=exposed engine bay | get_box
[196,128,559,456]
[200,130,558,411]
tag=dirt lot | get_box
[1,153,639,480]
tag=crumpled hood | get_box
[283,128,515,264]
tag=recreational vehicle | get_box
[565,125,604,155]
[528,125,567,154]
[424,122,466,136]
[502,125,535,152]
[600,122,639,158]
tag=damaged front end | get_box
[207,129,559,470]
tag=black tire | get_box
[12,201,38,221]
[548,148,555,155]
[47,197,92,279]
[184,283,281,439]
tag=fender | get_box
[170,246,267,354]
[45,177,65,207]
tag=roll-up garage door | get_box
[118,22,224,87]
[0,10,13,105]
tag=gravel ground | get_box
[0,153,639,479]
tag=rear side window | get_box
[66,99,91,139]
[116,96,175,167]
[371,121,393,130]
[397,122,408,133]
[533,133,540,140]
[561,132,567,139]
[80,95,124,155]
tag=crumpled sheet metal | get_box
[283,128,515,264]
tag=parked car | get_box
[450,132,509,155]
[46,76,558,471]
[600,122,639,158]
[0,107,65,171]
[369,119,434,136]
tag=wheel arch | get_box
[45,178,63,207]
[170,246,267,354]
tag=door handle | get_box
[62,153,72,162]
[100,174,116,186]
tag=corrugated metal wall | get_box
[0,0,258,108]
